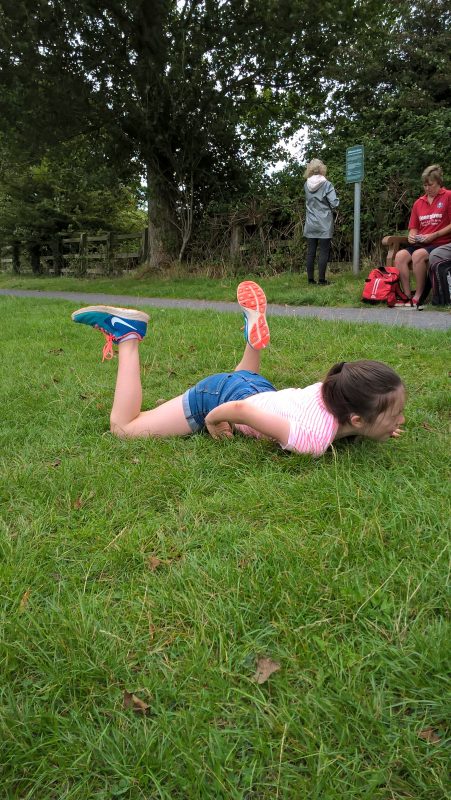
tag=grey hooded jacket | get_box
[303,176,339,239]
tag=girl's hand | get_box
[391,427,404,438]
[206,419,233,440]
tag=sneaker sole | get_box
[71,305,150,323]
[237,281,270,350]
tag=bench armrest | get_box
[381,235,409,267]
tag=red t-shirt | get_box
[409,188,451,246]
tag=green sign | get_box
[346,145,364,183]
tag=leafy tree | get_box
[0,0,397,265]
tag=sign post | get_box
[346,145,364,274]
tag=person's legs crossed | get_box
[394,249,413,296]
[411,248,430,301]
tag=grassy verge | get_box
[1,296,449,799]
[0,266,379,308]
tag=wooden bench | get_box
[381,234,409,267]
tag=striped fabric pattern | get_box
[237,382,338,456]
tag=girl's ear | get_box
[349,413,365,430]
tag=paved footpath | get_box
[1,288,450,331]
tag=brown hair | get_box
[321,360,403,424]
[421,164,443,186]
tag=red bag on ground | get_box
[361,266,410,307]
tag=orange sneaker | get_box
[237,281,270,350]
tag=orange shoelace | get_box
[101,333,115,361]
[93,325,115,361]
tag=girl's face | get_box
[360,386,406,441]
[423,180,441,198]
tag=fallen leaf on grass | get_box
[73,491,95,509]
[19,589,31,611]
[148,556,163,572]
[253,657,281,684]
[418,727,440,743]
[123,690,150,715]
[49,458,61,468]
[421,421,436,432]
[48,348,64,355]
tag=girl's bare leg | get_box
[234,343,262,373]
[110,339,191,438]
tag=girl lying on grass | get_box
[71,281,405,456]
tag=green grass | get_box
[0,266,387,308]
[1,296,450,799]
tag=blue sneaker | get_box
[71,305,149,361]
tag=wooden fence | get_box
[0,229,149,275]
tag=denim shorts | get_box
[182,370,276,432]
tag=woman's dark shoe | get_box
[318,279,330,285]
[308,278,317,285]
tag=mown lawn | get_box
[0,295,449,799]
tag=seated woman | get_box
[394,164,451,309]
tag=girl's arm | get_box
[205,400,290,445]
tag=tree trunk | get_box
[146,167,179,269]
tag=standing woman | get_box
[303,158,339,285]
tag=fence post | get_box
[105,231,114,273]
[140,228,149,262]
[78,232,87,275]
[12,241,21,273]
[52,235,64,276]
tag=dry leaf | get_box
[123,690,150,715]
[253,657,281,684]
[19,589,31,611]
[49,348,64,354]
[50,458,61,468]
[421,421,435,432]
[148,556,163,572]
[155,398,167,406]
[73,491,94,510]
[418,727,440,743]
